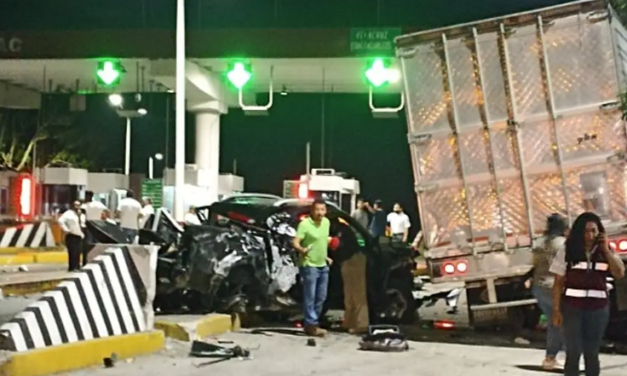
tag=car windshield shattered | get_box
[86,200,417,324]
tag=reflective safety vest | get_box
[562,251,609,310]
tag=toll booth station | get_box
[37,167,88,216]
[87,172,129,212]
[162,165,244,213]
[283,169,360,213]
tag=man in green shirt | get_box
[293,198,332,337]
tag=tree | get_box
[612,0,627,23]
[0,110,40,171]
[0,98,85,172]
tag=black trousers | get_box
[66,234,83,272]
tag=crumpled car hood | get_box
[181,225,271,297]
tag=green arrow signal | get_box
[97,61,121,86]
[227,62,252,89]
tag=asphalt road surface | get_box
[2,285,627,376]
[0,294,40,325]
[0,264,68,287]
[64,331,627,376]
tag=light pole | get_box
[148,153,164,179]
[108,94,147,175]
[174,0,186,221]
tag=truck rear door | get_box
[397,2,627,252]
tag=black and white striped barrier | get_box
[0,245,158,352]
[0,222,55,248]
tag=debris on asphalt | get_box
[102,358,115,368]
[17,265,28,272]
[359,325,409,352]
[513,337,531,345]
[190,340,253,367]
[306,338,316,347]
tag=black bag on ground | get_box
[359,325,409,352]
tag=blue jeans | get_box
[561,301,609,376]
[300,266,329,327]
[532,285,564,358]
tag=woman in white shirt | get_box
[530,214,567,370]
[58,200,85,272]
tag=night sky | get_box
[1,0,578,237]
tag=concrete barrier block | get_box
[0,247,65,256]
[154,313,238,342]
[0,246,158,352]
[32,252,67,264]
[0,223,55,251]
[0,330,165,376]
[0,251,67,266]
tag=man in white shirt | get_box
[80,191,107,263]
[58,200,84,272]
[81,191,107,221]
[116,190,143,242]
[140,197,155,228]
[387,203,411,243]
[184,206,201,226]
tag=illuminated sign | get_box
[0,37,23,53]
[15,175,32,217]
[298,183,308,199]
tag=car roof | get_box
[273,198,341,210]
[221,193,282,200]
[200,198,342,225]
[219,193,282,205]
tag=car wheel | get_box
[385,278,417,324]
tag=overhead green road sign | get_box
[141,179,163,209]
[96,60,122,87]
[350,28,401,56]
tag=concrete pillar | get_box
[195,112,220,203]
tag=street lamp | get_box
[108,93,123,107]
[148,153,164,179]
[106,94,148,176]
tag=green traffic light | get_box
[365,58,398,87]
[97,61,121,86]
[227,62,252,89]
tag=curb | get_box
[0,330,165,376]
[0,278,65,296]
[0,247,64,256]
[0,252,67,266]
[154,313,240,342]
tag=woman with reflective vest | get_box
[550,212,625,376]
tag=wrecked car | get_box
[87,198,416,324]
[165,199,415,323]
